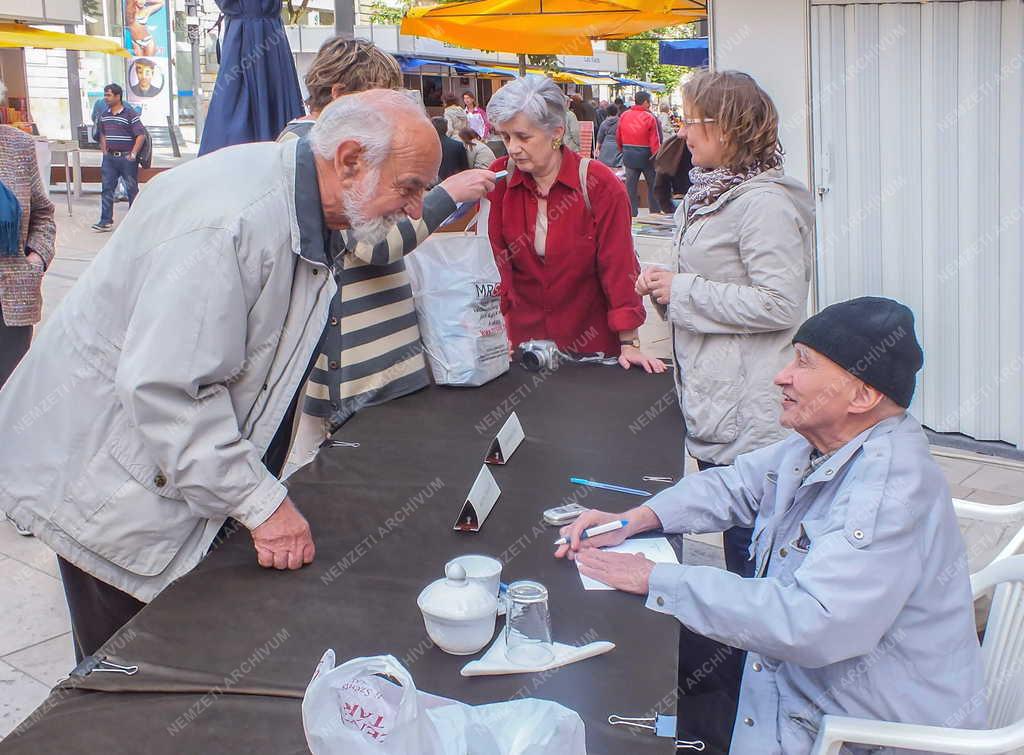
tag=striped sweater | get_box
[304,187,456,426]
[278,119,463,477]
[279,118,457,426]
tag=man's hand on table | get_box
[554,506,662,594]
[577,550,655,595]
[251,497,315,570]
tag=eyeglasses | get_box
[680,117,716,126]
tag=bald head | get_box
[310,89,441,238]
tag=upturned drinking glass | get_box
[504,580,554,666]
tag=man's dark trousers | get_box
[99,154,140,225]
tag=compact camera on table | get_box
[517,340,562,372]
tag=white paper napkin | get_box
[460,632,615,676]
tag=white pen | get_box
[554,519,628,546]
[442,170,509,224]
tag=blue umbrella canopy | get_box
[658,37,708,68]
[199,0,305,155]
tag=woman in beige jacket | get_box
[638,70,814,577]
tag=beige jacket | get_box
[443,105,468,137]
[663,169,814,465]
[0,139,334,601]
[465,139,497,170]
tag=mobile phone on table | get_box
[543,503,588,526]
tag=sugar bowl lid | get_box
[417,562,497,621]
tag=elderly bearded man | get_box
[556,297,986,754]
[0,90,440,662]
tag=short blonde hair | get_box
[304,37,402,113]
[683,69,783,170]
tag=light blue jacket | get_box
[644,414,986,754]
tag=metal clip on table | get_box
[71,657,139,677]
[608,714,706,751]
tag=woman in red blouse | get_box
[486,76,665,373]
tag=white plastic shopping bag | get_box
[405,211,509,387]
[301,652,587,755]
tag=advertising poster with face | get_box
[123,0,171,125]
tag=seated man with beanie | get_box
[556,296,986,754]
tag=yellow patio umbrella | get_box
[0,23,130,57]
[402,0,706,56]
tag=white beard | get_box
[342,169,407,246]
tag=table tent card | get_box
[453,465,501,532]
[484,412,525,465]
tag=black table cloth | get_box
[2,363,710,754]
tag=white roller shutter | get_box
[811,0,1024,448]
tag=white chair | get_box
[810,554,1024,755]
[953,499,1024,572]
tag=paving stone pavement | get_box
[2,192,1023,741]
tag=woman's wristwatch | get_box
[620,338,641,348]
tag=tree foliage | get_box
[606,24,698,91]
[527,54,560,72]
[368,0,410,24]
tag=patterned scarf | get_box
[685,158,780,224]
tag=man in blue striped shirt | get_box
[92,83,146,232]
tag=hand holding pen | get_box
[554,510,634,560]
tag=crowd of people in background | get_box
[424,85,691,221]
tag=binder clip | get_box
[608,714,705,751]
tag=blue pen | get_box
[554,519,628,546]
[570,477,651,497]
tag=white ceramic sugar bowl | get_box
[417,562,498,655]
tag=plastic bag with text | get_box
[405,231,510,387]
[302,652,587,755]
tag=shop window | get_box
[422,75,442,107]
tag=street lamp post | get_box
[185,0,205,140]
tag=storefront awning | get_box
[395,56,513,77]
[396,56,625,87]
[396,56,442,72]
[486,65,594,84]
[612,76,666,91]
[451,61,517,77]
[399,56,614,85]
[0,23,129,56]
[658,37,708,67]
[560,68,622,85]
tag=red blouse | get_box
[487,148,645,357]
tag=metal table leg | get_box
[63,153,72,216]
[71,149,82,198]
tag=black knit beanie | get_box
[792,297,924,408]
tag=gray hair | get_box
[309,88,424,165]
[486,75,566,134]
